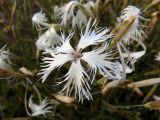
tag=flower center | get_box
[73,48,83,61]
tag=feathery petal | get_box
[82,43,123,80]
[39,53,74,83]
[122,51,145,73]
[55,32,75,54]
[118,6,141,22]
[59,60,92,102]
[39,32,75,82]
[125,65,133,73]
[77,19,111,50]
[123,51,145,63]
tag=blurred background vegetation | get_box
[0,0,160,119]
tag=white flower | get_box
[123,51,145,63]
[72,1,94,28]
[32,10,48,29]
[54,1,78,27]
[117,5,147,44]
[155,52,160,61]
[36,27,61,51]
[28,95,52,116]
[123,51,145,73]
[39,19,122,102]
[116,6,147,74]
[0,45,12,70]
[32,10,61,51]
[54,1,94,28]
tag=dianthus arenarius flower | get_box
[39,19,123,102]
[117,5,147,74]
[54,0,94,28]
[117,5,147,44]
[32,10,61,51]
[0,45,12,71]
[28,95,52,116]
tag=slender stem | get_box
[24,77,42,116]
[112,104,144,109]
[25,77,42,103]
[143,84,158,103]
[117,42,126,80]
[24,82,32,116]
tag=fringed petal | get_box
[82,43,123,80]
[59,60,92,102]
[77,18,111,50]
[39,53,74,83]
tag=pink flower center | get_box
[73,48,83,61]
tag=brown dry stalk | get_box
[101,80,143,96]
[143,12,160,42]
[133,88,144,96]
[127,78,160,88]
[19,67,34,76]
[144,0,160,11]
[53,94,76,104]
[101,80,131,95]
[19,67,38,77]
[0,68,26,80]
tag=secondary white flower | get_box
[54,1,78,27]
[155,52,160,61]
[28,95,52,116]
[39,19,122,102]
[32,10,48,30]
[0,45,12,70]
[117,5,146,44]
[123,51,145,63]
[123,51,145,73]
[32,10,61,51]
[54,1,94,28]
[36,27,61,51]
[72,1,94,28]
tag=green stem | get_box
[113,104,144,109]
[143,84,158,103]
